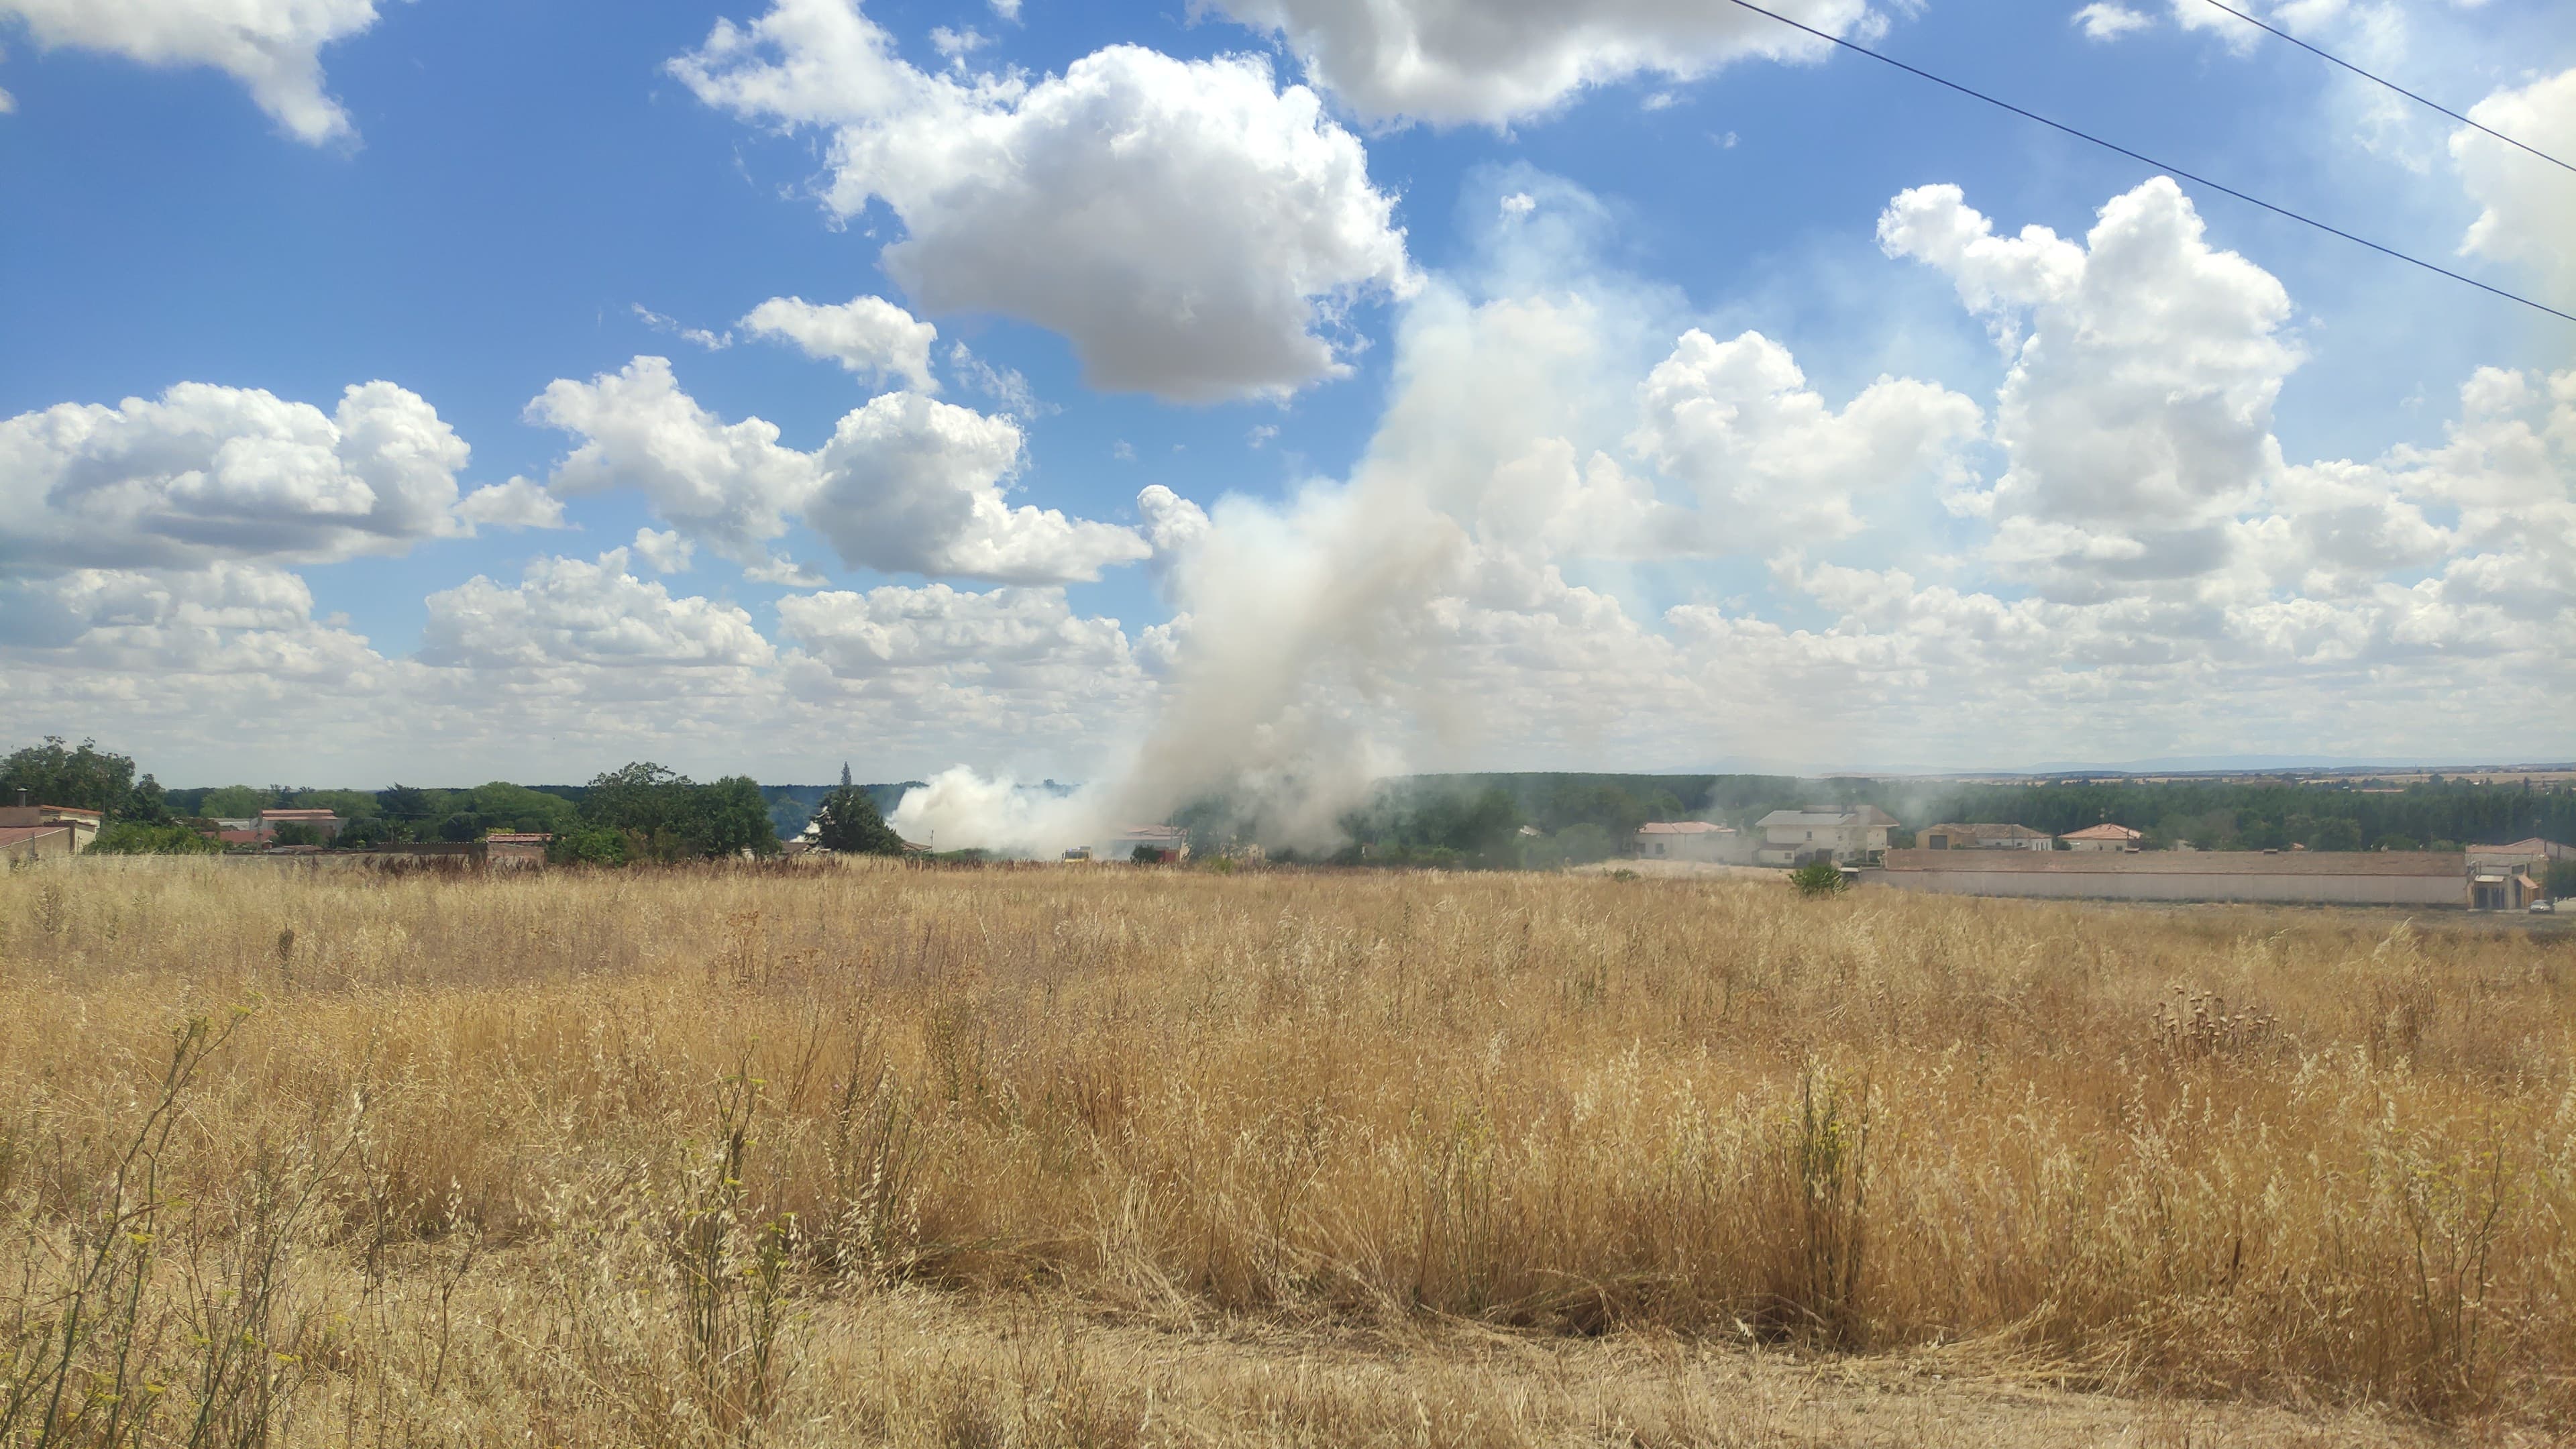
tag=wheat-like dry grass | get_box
[1,857,2570,1446]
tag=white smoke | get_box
[886,766,1110,856]
[884,172,1706,856]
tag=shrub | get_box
[547,825,631,866]
[1789,859,1849,897]
[89,821,220,855]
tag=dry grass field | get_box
[2,857,2571,1446]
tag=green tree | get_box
[2548,859,2576,902]
[0,737,165,820]
[808,784,905,855]
[578,763,780,861]
[270,822,325,847]
[377,784,438,824]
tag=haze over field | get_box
[2,0,2571,852]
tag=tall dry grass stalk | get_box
[0,857,2569,1442]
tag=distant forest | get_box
[1274,771,2576,869]
[15,729,2565,867]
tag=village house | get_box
[1633,820,1743,863]
[0,802,101,858]
[1921,822,2053,851]
[257,808,345,841]
[1754,806,1900,866]
[2060,823,2145,852]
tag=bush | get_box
[269,822,325,847]
[1789,859,1849,897]
[90,822,221,855]
[547,826,631,866]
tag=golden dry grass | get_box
[2,857,2571,1445]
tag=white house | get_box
[1754,806,1900,866]
[1634,820,1743,863]
[2060,823,2145,852]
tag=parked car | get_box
[2534,900,2557,914]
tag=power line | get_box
[2194,0,2575,176]
[1713,0,2575,325]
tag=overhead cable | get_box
[1713,0,2575,325]
[2194,0,2575,176]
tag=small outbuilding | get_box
[1108,824,1191,863]
[1634,820,1742,863]
[1921,822,2053,851]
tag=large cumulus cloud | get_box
[0,379,546,578]
[670,0,1414,401]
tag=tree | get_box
[270,822,325,847]
[2549,859,2576,902]
[199,785,275,819]
[0,737,165,820]
[377,783,437,822]
[808,784,904,855]
[578,763,780,861]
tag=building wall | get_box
[1880,867,2465,907]
[0,828,76,863]
[1641,832,1739,863]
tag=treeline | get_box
[164,781,586,844]
[3,737,910,864]
[1898,776,2576,853]
[1179,770,2576,869]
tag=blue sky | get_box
[1,0,2571,804]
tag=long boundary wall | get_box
[1878,850,2469,907]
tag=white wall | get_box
[1880,868,2465,906]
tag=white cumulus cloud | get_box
[670,1,1414,401]
[2453,66,2576,300]
[420,549,778,671]
[527,356,1146,585]
[739,293,940,391]
[0,378,484,576]
[0,0,386,144]
[809,392,1149,584]
[1633,327,1983,546]
[529,356,816,574]
[1879,176,2299,598]
[1201,0,1870,127]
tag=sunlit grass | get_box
[0,857,2567,1444]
